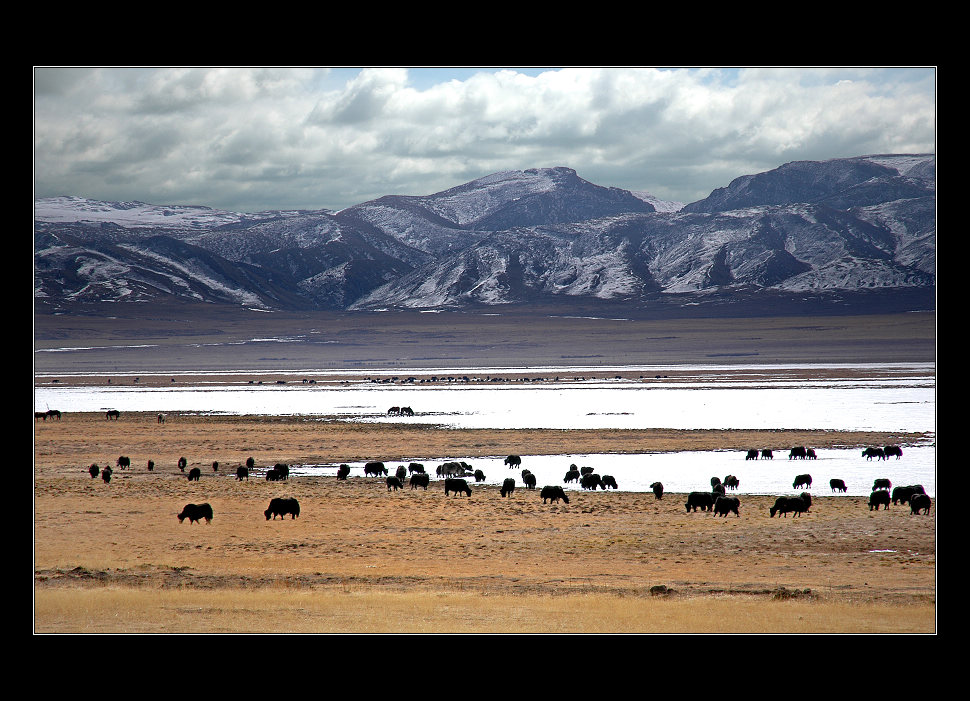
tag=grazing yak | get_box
[884,445,903,460]
[188,467,201,481]
[265,497,301,520]
[793,474,812,490]
[88,464,100,479]
[581,473,603,491]
[685,492,714,512]
[869,490,891,511]
[386,476,404,491]
[408,462,426,474]
[761,449,773,460]
[830,478,848,493]
[601,475,618,490]
[806,449,817,460]
[273,464,289,480]
[246,457,255,469]
[723,475,739,490]
[504,455,522,469]
[650,482,664,500]
[501,478,516,497]
[101,466,113,483]
[336,464,351,480]
[712,482,726,498]
[117,456,131,470]
[564,468,581,484]
[521,470,536,489]
[178,503,213,524]
[444,478,472,497]
[540,485,569,504]
[892,485,925,505]
[410,472,430,490]
[910,493,931,515]
[863,447,885,461]
[872,478,891,491]
[236,466,249,481]
[178,457,187,472]
[266,467,283,481]
[746,449,759,460]
[395,465,408,482]
[474,469,486,483]
[364,461,388,477]
[770,493,812,518]
[714,496,741,517]
[789,446,807,460]
[106,409,120,420]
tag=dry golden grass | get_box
[34,588,934,634]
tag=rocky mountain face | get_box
[34,155,935,317]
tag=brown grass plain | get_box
[34,309,937,634]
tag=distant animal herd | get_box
[43,410,932,521]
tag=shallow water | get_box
[34,362,935,497]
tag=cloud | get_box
[33,66,936,212]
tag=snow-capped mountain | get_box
[34,155,935,316]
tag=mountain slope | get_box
[34,156,935,316]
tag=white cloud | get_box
[33,66,936,212]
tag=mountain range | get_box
[34,154,936,318]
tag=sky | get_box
[33,66,936,213]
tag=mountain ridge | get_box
[34,156,935,317]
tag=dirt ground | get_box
[33,411,936,633]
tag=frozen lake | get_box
[34,362,935,497]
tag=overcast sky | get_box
[33,66,936,213]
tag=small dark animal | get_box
[106,409,120,420]
[869,490,891,510]
[386,476,404,491]
[685,492,714,512]
[444,478,472,497]
[713,496,741,517]
[265,497,300,520]
[157,413,166,424]
[650,482,663,500]
[892,484,925,505]
[188,467,201,481]
[601,475,618,490]
[336,464,351,480]
[564,469,581,483]
[46,409,62,420]
[178,503,213,524]
[789,446,807,460]
[236,466,249,481]
[540,485,569,504]
[501,478,516,497]
[581,473,602,491]
[35,412,47,421]
[909,493,931,515]
[272,463,289,480]
[806,449,817,460]
[504,455,522,468]
[862,447,885,461]
[761,449,773,460]
[580,466,594,476]
[117,456,131,470]
[101,466,113,484]
[521,470,536,489]
[884,445,903,460]
[212,461,219,472]
[410,472,430,490]
[396,465,408,481]
[711,476,722,488]
[265,468,282,481]
[400,406,414,417]
[147,460,154,472]
[830,478,847,493]
[88,463,100,478]
[793,474,812,489]
[178,457,187,472]
[712,483,725,497]
[364,461,388,476]
[745,449,759,460]
[246,457,255,469]
[723,475,739,490]
[872,478,892,491]
[474,469,486,482]
[408,462,425,474]
[387,406,401,416]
